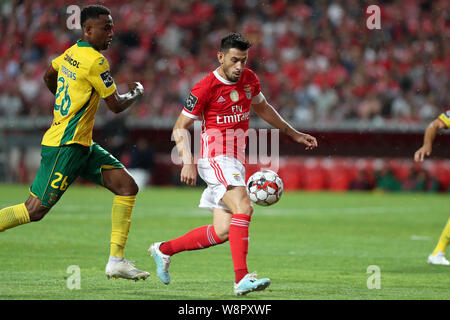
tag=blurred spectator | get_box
[414,169,439,192]
[0,0,447,124]
[0,83,23,118]
[375,167,402,192]
[357,93,382,121]
[402,168,419,191]
[403,168,440,192]
[349,169,372,191]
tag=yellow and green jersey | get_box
[438,111,450,129]
[42,40,117,147]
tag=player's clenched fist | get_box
[128,82,144,96]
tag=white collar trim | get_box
[213,68,237,85]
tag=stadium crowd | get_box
[0,0,448,125]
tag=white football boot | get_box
[427,251,450,266]
[234,272,271,296]
[149,242,171,284]
[105,256,150,280]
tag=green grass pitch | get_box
[0,184,448,300]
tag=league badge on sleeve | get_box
[185,92,198,112]
[100,70,114,88]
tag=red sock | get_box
[159,225,224,256]
[229,213,251,283]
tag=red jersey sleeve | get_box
[182,79,211,119]
[245,68,264,104]
[252,72,261,97]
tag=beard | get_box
[224,69,241,82]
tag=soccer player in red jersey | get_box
[149,33,318,295]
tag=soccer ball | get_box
[246,169,283,206]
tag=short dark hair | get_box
[80,5,111,27]
[220,33,251,53]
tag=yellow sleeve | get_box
[87,57,117,99]
[438,111,450,129]
[51,53,64,72]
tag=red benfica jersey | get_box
[182,68,263,162]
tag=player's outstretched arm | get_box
[43,65,58,95]
[105,82,144,114]
[252,98,318,150]
[414,118,445,162]
[173,113,197,186]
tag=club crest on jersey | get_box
[230,90,239,102]
[48,192,58,205]
[244,85,252,100]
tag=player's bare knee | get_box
[242,205,253,216]
[127,179,139,195]
[239,199,253,216]
[116,179,139,196]
[233,204,252,216]
[28,207,50,222]
[25,197,50,222]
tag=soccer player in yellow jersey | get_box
[414,110,450,265]
[0,5,150,280]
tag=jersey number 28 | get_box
[54,76,72,116]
